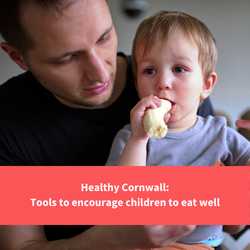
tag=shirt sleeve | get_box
[105,124,132,166]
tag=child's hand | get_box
[143,99,171,138]
[130,96,168,141]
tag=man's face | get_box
[20,0,118,108]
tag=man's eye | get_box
[173,67,186,73]
[99,33,110,43]
[144,68,156,75]
[57,54,76,64]
[58,58,71,64]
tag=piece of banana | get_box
[143,99,171,138]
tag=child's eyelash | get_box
[173,66,187,73]
[144,68,156,74]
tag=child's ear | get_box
[1,42,29,71]
[200,72,217,99]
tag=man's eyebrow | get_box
[45,51,78,63]
[46,24,114,63]
[97,23,113,41]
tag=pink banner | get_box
[0,166,249,225]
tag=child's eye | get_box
[144,68,156,75]
[173,66,186,73]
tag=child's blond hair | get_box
[132,10,217,83]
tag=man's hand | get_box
[90,225,196,249]
[223,225,245,234]
[235,119,250,131]
[0,225,196,250]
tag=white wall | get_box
[0,0,249,129]
[109,0,250,129]
[0,36,25,83]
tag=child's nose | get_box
[156,74,172,90]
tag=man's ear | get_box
[1,42,29,71]
[200,72,217,99]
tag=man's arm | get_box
[244,159,250,166]
[0,225,196,250]
[223,225,245,235]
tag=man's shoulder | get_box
[114,53,139,109]
[197,98,215,117]
[0,71,34,98]
[117,52,133,80]
[0,71,47,116]
[116,52,131,85]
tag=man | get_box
[0,0,214,249]
[0,0,134,166]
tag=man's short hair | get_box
[131,10,218,82]
[0,0,77,55]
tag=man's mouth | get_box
[85,81,109,95]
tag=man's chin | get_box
[83,84,115,108]
[83,94,113,109]
[54,91,113,109]
[78,98,110,108]
[54,78,115,109]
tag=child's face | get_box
[136,29,207,132]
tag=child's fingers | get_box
[164,113,170,124]
[131,96,160,117]
[149,95,162,109]
[139,96,162,111]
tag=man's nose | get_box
[84,49,109,83]
[156,73,172,90]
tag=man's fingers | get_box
[143,225,196,247]
[235,119,250,131]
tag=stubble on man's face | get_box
[29,67,117,109]
[21,0,118,109]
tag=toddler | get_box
[106,10,248,249]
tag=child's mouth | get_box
[159,98,175,112]
[168,103,175,112]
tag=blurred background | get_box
[0,0,250,130]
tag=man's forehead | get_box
[20,0,113,57]
[20,0,108,18]
[20,0,78,18]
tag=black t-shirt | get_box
[0,53,215,240]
